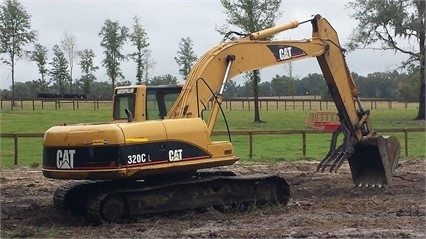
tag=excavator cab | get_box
[112,85,182,122]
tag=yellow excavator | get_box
[42,14,400,223]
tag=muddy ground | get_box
[1,159,425,238]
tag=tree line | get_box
[225,68,420,100]
[1,68,419,101]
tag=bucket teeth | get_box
[358,183,381,188]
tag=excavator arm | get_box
[167,14,400,187]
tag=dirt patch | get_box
[1,159,425,238]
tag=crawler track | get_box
[53,172,290,223]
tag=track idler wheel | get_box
[87,194,130,224]
[100,196,129,223]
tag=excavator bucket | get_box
[347,135,400,187]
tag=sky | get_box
[0,0,408,90]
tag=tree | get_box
[50,44,69,95]
[129,16,150,85]
[148,74,178,85]
[223,80,240,97]
[29,43,49,92]
[271,74,293,97]
[61,32,78,93]
[98,19,128,92]
[398,65,420,100]
[218,0,282,123]
[297,73,326,97]
[367,71,399,98]
[12,80,39,97]
[258,81,273,96]
[0,0,37,104]
[0,88,10,98]
[174,37,197,81]
[78,49,98,95]
[141,49,155,83]
[91,81,114,99]
[347,0,425,119]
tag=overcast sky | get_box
[0,0,407,90]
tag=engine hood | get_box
[43,123,125,147]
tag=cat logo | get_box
[267,45,307,62]
[56,149,75,169]
[278,47,292,60]
[168,149,183,162]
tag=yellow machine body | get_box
[43,86,238,180]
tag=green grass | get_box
[1,101,424,166]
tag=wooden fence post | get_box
[13,134,18,166]
[404,128,408,157]
[302,130,307,157]
[249,131,253,159]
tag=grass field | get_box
[0,100,424,166]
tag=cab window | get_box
[146,88,181,120]
[113,94,135,120]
